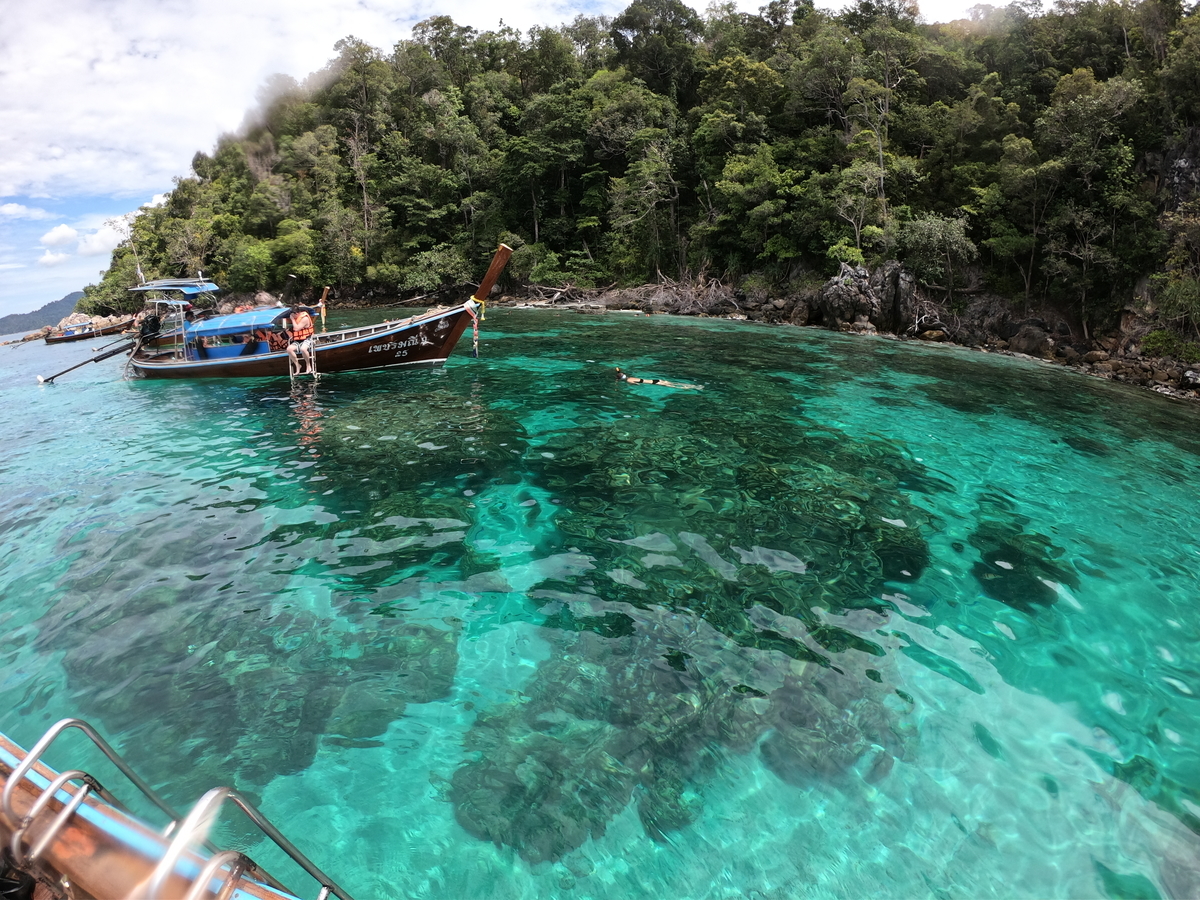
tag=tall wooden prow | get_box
[473,243,513,320]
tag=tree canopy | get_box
[84,0,1200,336]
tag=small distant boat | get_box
[44,317,136,344]
[127,245,512,380]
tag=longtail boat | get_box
[127,245,512,380]
[44,318,135,344]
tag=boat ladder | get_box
[0,718,354,900]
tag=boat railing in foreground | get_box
[0,717,353,900]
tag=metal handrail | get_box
[182,850,248,900]
[4,718,354,900]
[9,768,96,866]
[1,718,182,829]
[145,787,353,900]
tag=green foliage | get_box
[827,239,865,267]
[80,1,1189,317]
[1158,276,1200,323]
[1140,329,1200,363]
[366,262,403,286]
[610,0,704,100]
[899,213,977,292]
[527,246,608,287]
[400,244,474,291]
[227,239,272,292]
[80,250,145,315]
[1160,12,1200,124]
[701,143,806,274]
[1157,199,1200,332]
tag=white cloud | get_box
[0,203,53,220]
[0,0,980,317]
[40,224,79,247]
[78,221,127,256]
[0,0,980,203]
[0,0,626,201]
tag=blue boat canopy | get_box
[185,308,287,339]
[129,278,220,295]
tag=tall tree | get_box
[611,0,705,101]
[973,134,1063,300]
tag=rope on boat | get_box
[467,304,480,358]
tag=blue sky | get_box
[0,0,978,318]
[0,195,162,316]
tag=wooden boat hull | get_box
[45,318,136,344]
[129,303,478,379]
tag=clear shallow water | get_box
[1,310,1199,899]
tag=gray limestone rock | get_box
[1009,324,1054,358]
[812,261,921,333]
[813,263,878,329]
[870,259,920,333]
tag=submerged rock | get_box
[451,703,646,863]
[967,505,1079,615]
[42,587,461,805]
[637,757,704,840]
[442,391,933,862]
[449,620,914,863]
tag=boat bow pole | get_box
[473,243,513,322]
[37,339,138,383]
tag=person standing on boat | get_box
[284,306,317,376]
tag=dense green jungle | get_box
[82,0,1200,342]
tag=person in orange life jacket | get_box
[284,306,317,375]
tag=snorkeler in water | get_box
[614,367,702,389]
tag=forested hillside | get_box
[0,292,83,335]
[84,0,1200,338]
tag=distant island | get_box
[0,291,82,336]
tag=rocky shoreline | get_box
[491,262,1200,404]
[11,269,1198,403]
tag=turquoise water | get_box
[2,309,1199,899]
